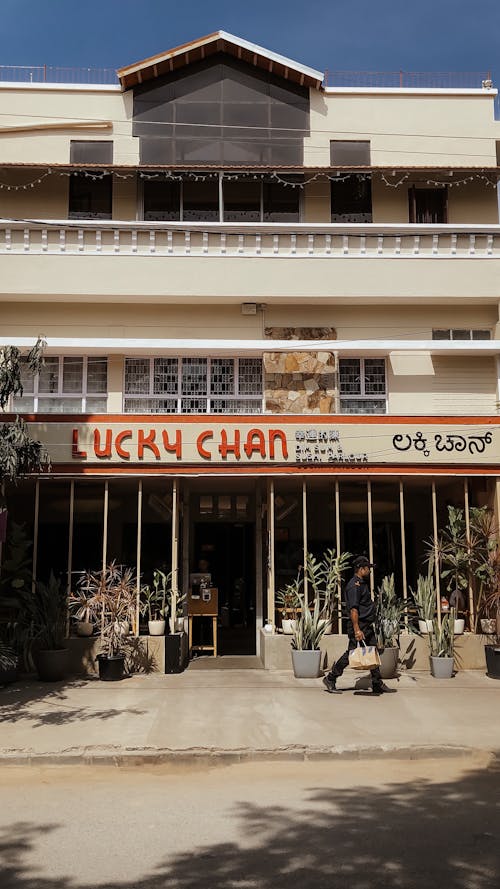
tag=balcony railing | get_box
[324,71,492,89]
[0,65,118,84]
[1,221,500,258]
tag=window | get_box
[331,175,372,222]
[70,141,113,164]
[141,176,301,223]
[409,187,447,224]
[69,173,112,220]
[124,357,263,414]
[330,141,371,166]
[12,357,108,413]
[133,56,309,166]
[432,329,491,340]
[339,358,386,414]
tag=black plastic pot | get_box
[36,648,69,682]
[0,663,19,685]
[165,632,188,674]
[96,653,125,681]
[485,645,500,679]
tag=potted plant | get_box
[141,569,171,635]
[411,572,436,634]
[0,627,19,685]
[290,592,326,678]
[275,578,301,634]
[306,548,351,634]
[375,573,406,679]
[428,609,456,679]
[483,586,500,678]
[78,562,137,681]
[68,585,95,636]
[164,585,188,673]
[29,572,69,682]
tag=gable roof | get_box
[117,30,324,91]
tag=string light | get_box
[0,167,497,192]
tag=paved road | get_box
[0,755,498,888]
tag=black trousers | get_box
[328,620,382,686]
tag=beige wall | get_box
[0,83,498,171]
[388,355,497,414]
[306,90,500,167]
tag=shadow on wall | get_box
[0,756,499,888]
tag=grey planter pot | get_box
[379,647,399,679]
[430,655,454,679]
[291,649,322,679]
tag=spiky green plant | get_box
[411,572,437,622]
[305,548,351,623]
[375,573,407,648]
[291,592,326,651]
[428,609,456,658]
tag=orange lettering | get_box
[244,429,266,459]
[72,429,87,459]
[138,429,160,460]
[269,429,288,460]
[218,429,241,460]
[197,430,213,459]
[94,428,112,459]
[162,429,182,459]
[115,430,132,459]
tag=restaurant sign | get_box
[25,419,500,466]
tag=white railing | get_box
[1,221,500,258]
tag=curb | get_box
[0,744,494,768]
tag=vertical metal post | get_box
[67,481,74,595]
[302,481,308,603]
[218,172,224,224]
[432,481,442,627]
[267,479,275,626]
[32,480,40,592]
[102,480,109,572]
[367,480,374,599]
[335,480,342,631]
[399,481,408,629]
[171,478,179,634]
[255,482,263,649]
[464,478,474,629]
[135,480,142,637]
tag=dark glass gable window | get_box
[70,141,113,164]
[133,54,309,166]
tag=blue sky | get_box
[0,0,499,86]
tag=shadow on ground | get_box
[0,756,498,888]
[0,679,146,727]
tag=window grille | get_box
[432,329,491,341]
[339,358,386,414]
[12,357,108,413]
[124,357,263,414]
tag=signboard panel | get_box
[23,417,500,467]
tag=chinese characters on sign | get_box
[295,429,368,463]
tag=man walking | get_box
[322,555,396,695]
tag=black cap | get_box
[353,556,375,570]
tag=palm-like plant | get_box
[375,574,407,648]
[275,577,301,620]
[305,548,351,625]
[78,562,137,658]
[291,592,326,651]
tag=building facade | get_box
[1,31,500,663]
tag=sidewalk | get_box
[1,668,498,765]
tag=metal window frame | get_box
[123,355,264,413]
[13,356,108,412]
[339,357,387,413]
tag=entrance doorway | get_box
[192,521,256,655]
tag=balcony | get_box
[2,220,500,303]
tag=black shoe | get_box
[322,675,341,694]
[372,682,397,695]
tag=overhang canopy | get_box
[117,30,324,91]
